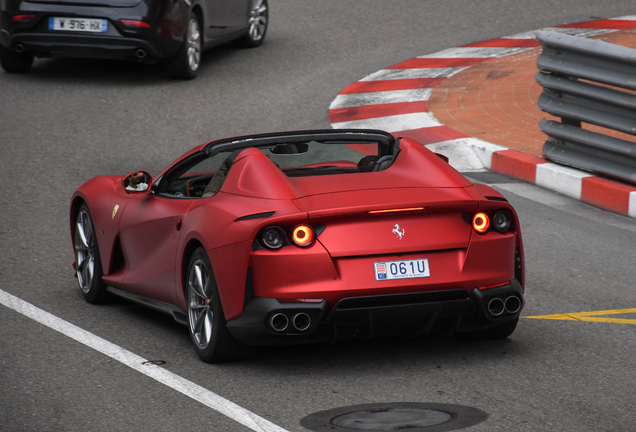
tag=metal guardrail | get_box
[536,30,636,185]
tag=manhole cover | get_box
[332,407,452,430]
[301,402,488,432]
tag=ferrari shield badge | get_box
[112,204,120,219]
[392,223,405,240]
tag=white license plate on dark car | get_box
[49,17,108,33]
[374,259,430,281]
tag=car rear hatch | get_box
[294,187,477,257]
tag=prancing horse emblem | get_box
[392,223,405,240]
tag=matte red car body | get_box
[70,129,525,348]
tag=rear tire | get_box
[74,204,111,304]
[168,14,201,80]
[454,317,519,341]
[186,247,245,363]
[0,45,34,73]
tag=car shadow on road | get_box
[236,332,529,375]
[19,43,242,86]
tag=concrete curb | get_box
[328,17,636,219]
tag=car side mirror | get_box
[122,171,152,193]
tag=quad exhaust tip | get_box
[136,49,147,59]
[15,44,25,53]
[487,298,505,316]
[269,313,288,332]
[293,313,311,331]
[504,296,522,314]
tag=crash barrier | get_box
[536,30,636,186]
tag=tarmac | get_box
[329,17,636,219]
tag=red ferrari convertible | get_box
[71,129,525,362]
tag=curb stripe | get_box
[388,58,487,69]
[331,112,440,132]
[330,88,433,109]
[340,78,446,94]
[391,126,469,145]
[328,101,429,123]
[559,19,636,29]
[416,47,530,58]
[0,289,290,432]
[361,68,464,80]
[328,17,636,219]
[463,39,540,48]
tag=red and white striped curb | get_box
[328,17,636,219]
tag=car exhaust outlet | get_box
[292,313,311,331]
[487,298,505,316]
[269,313,288,332]
[136,49,147,59]
[15,44,25,53]
[504,296,522,314]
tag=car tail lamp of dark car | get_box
[120,19,150,28]
[470,210,513,234]
[12,15,35,22]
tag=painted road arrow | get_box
[525,308,636,324]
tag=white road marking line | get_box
[0,289,290,432]
[360,67,467,81]
[416,47,529,58]
[329,88,432,109]
[331,112,440,132]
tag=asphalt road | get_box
[2,1,636,431]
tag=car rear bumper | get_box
[7,32,161,59]
[226,279,524,346]
[4,31,179,60]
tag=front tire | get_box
[234,0,268,48]
[168,15,202,80]
[187,247,244,363]
[0,45,34,73]
[74,204,110,304]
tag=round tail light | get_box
[261,226,286,249]
[493,210,512,233]
[472,212,490,234]
[291,224,314,247]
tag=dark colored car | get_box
[0,0,268,78]
[71,129,525,363]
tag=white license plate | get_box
[374,259,430,281]
[49,17,108,33]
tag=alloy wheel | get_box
[74,210,95,294]
[248,0,268,42]
[186,19,201,72]
[188,259,213,349]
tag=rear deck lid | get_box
[295,187,477,257]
